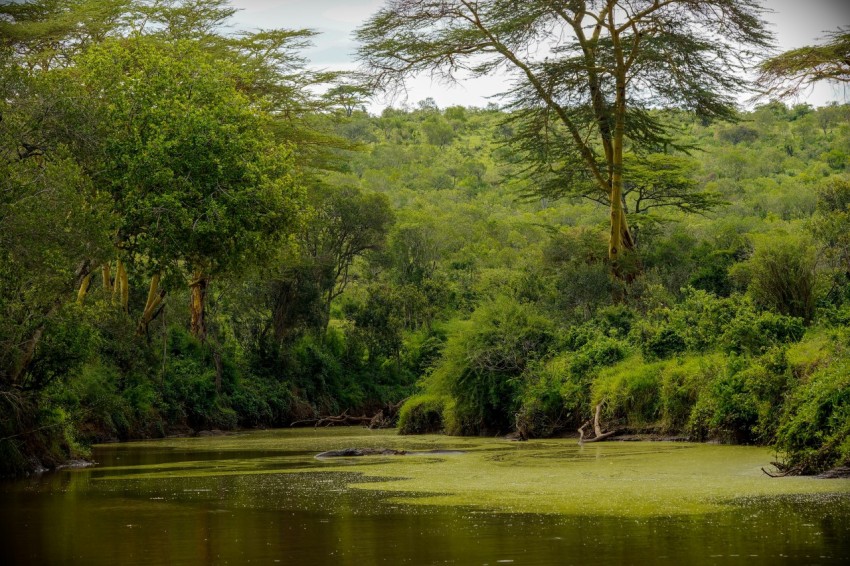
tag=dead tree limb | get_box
[290,399,409,429]
[578,403,617,444]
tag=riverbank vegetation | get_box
[1,0,849,477]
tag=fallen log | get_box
[291,410,373,428]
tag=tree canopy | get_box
[357,0,774,276]
[757,28,850,100]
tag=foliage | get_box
[1,0,850,478]
[733,232,819,323]
[78,37,301,278]
[420,297,555,435]
[357,0,773,273]
[775,357,850,474]
[635,289,805,358]
[757,29,850,99]
[397,394,449,434]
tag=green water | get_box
[2,428,849,565]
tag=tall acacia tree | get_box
[357,0,773,277]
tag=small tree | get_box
[735,233,819,324]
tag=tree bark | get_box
[115,259,129,313]
[10,325,47,385]
[189,272,208,342]
[607,10,635,276]
[101,263,113,294]
[137,273,165,335]
[76,272,93,305]
[578,403,616,444]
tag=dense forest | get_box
[2,0,849,478]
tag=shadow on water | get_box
[1,429,849,565]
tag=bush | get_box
[398,394,448,434]
[775,358,850,474]
[424,297,555,435]
[735,232,819,323]
[658,355,722,432]
[688,350,791,443]
[637,289,805,357]
[644,327,687,359]
[63,363,133,441]
[593,358,663,428]
[720,309,805,355]
[515,356,587,438]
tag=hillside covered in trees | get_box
[2,0,849,478]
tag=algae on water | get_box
[96,429,850,517]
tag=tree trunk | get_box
[76,272,93,305]
[607,14,637,281]
[102,263,113,294]
[115,259,129,313]
[578,403,616,444]
[137,273,165,336]
[609,70,628,272]
[189,272,208,342]
[10,325,46,385]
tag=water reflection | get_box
[1,430,849,565]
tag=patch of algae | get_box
[95,428,850,517]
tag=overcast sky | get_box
[227,0,850,111]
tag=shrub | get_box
[775,358,850,474]
[688,350,792,443]
[398,394,448,434]
[703,365,760,443]
[644,327,687,359]
[735,232,819,323]
[593,358,663,428]
[516,355,588,438]
[424,297,555,435]
[658,355,722,432]
[636,289,805,358]
[720,309,805,355]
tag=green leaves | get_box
[757,29,850,100]
[79,37,301,277]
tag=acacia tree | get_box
[357,0,773,276]
[757,28,850,100]
[0,0,131,71]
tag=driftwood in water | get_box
[291,410,372,428]
[291,398,408,429]
[764,464,850,478]
[578,403,617,444]
[817,466,850,479]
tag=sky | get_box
[226,0,850,112]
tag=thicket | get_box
[2,1,849,476]
[384,102,850,475]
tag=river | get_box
[2,428,848,565]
